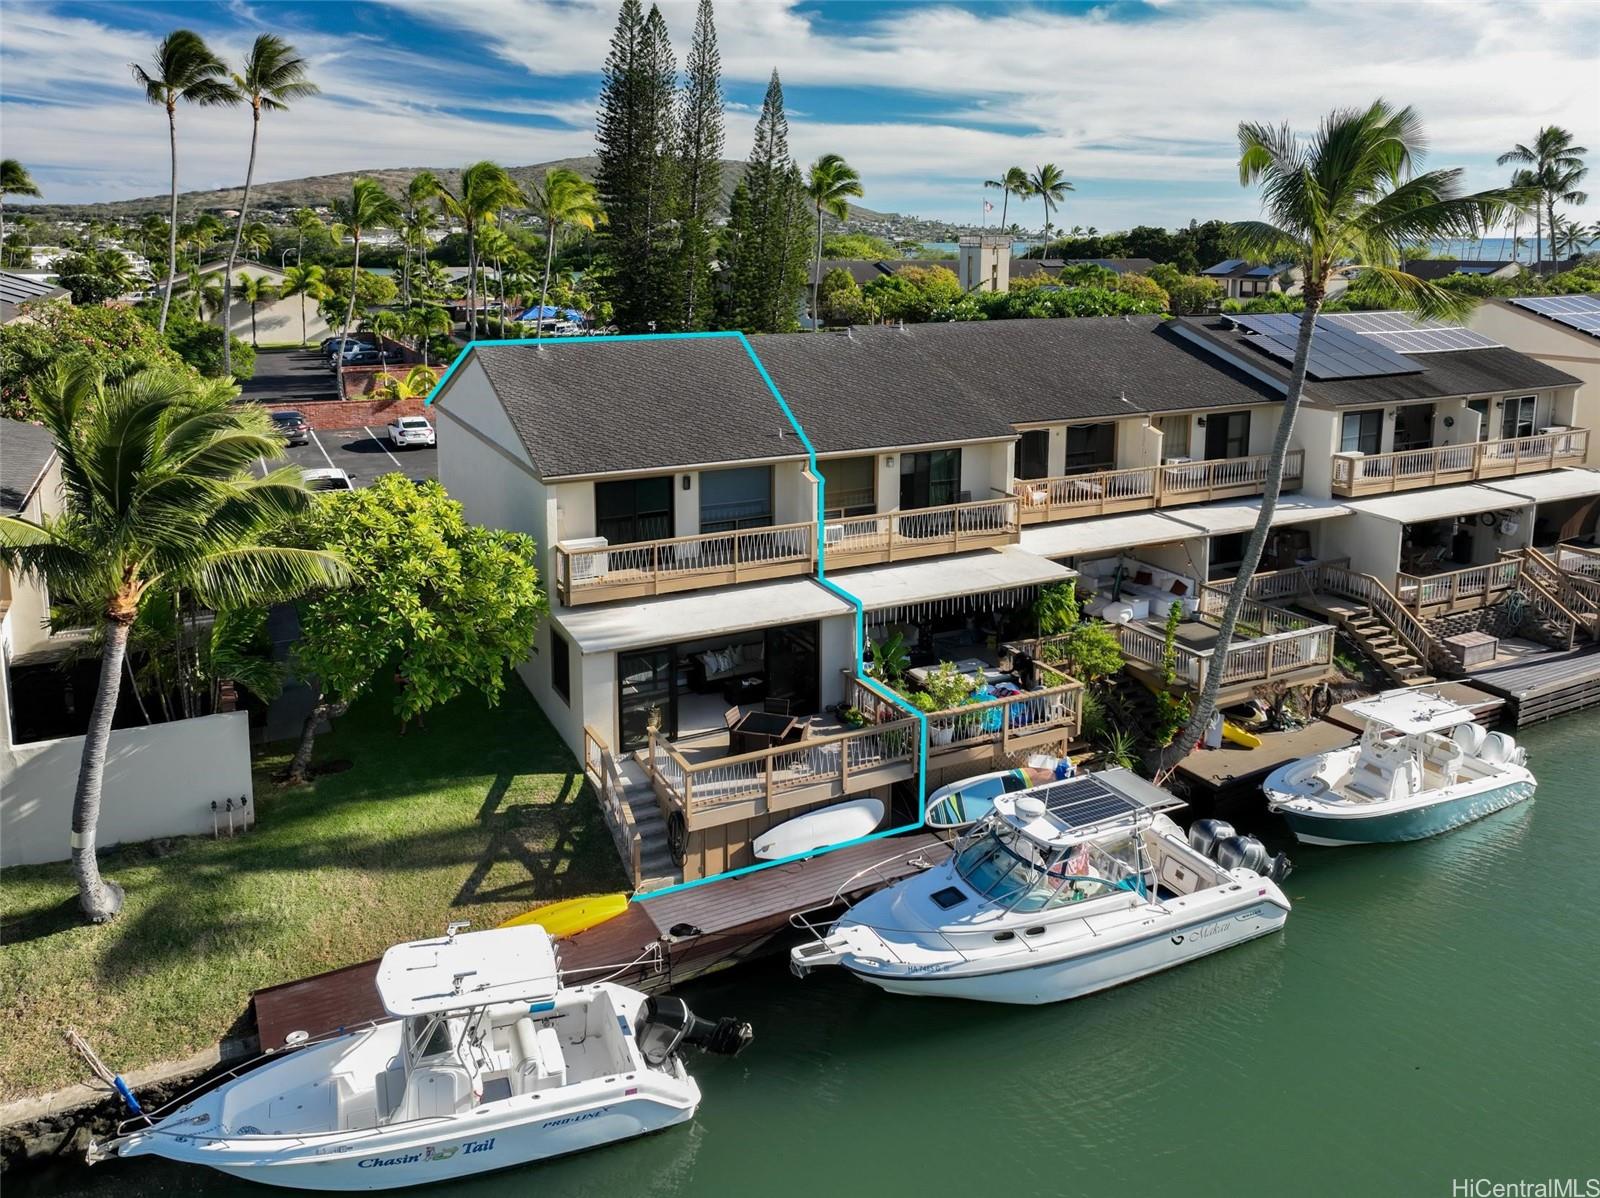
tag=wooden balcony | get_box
[1394,560,1521,613]
[555,496,1020,606]
[1331,428,1589,497]
[1012,451,1303,524]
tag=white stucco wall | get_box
[1,710,253,867]
[1321,513,1404,580]
[1295,407,1340,499]
[1470,304,1598,465]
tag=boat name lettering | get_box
[542,1108,610,1129]
[357,1138,495,1169]
[1188,919,1241,943]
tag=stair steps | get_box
[1328,608,1435,686]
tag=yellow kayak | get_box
[1221,720,1263,748]
[498,892,629,938]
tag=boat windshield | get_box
[954,825,1146,913]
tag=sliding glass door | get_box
[1017,430,1051,480]
[700,465,774,532]
[899,448,962,509]
[1204,410,1251,460]
[596,475,674,545]
[617,648,674,752]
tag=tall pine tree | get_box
[673,0,724,330]
[595,0,679,332]
[719,71,810,333]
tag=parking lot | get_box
[240,346,339,404]
[262,425,438,488]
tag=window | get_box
[1393,404,1434,453]
[700,465,773,532]
[1017,430,1051,480]
[1500,395,1537,441]
[1156,415,1191,461]
[1340,410,1382,455]
[595,475,674,545]
[1204,410,1251,460]
[822,456,875,517]
[1064,423,1116,473]
[550,626,571,704]
[899,448,962,509]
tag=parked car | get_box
[301,467,354,492]
[387,416,436,449]
[270,410,311,446]
[323,337,374,360]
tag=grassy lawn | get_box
[0,678,623,1101]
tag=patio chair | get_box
[723,706,742,730]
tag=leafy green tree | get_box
[221,34,318,377]
[278,262,332,346]
[0,363,346,920]
[1111,272,1169,307]
[863,265,961,322]
[673,0,724,330]
[1027,163,1073,243]
[1161,100,1510,771]
[1,158,41,249]
[158,305,255,379]
[131,30,239,332]
[528,168,604,340]
[805,154,864,326]
[0,302,186,419]
[984,167,1031,231]
[1032,583,1123,682]
[817,267,878,326]
[53,249,135,305]
[277,475,547,782]
[822,232,894,259]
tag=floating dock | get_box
[254,832,948,1051]
[1464,644,1600,726]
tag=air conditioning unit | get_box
[560,536,609,582]
[1163,457,1192,466]
[823,523,845,548]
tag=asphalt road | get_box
[239,346,339,404]
[261,425,438,488]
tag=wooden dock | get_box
[1464,644,1600,726]
[253,832,947,1052]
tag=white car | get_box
[301,467,354,493]
[387,416,436,448]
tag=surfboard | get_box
[498,892,630,937]
[753,798,885,860]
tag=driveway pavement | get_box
[240,346,339,404]
[261,425,438,488]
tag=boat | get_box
[90,923,751,1191]
[753,797,884,860]
[1263,688,1535,846]
[790,769,1291,1005]
[924,757,1069,830]
[498,893,629,937]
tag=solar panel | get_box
[1324,311,1454,333]
[1507,294,1600,338]
[1205,258,1245,275]
[1360,327,1500,353]
[1232,313,1424,378]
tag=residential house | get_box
[1401,259,1522,281]
[1468,295,1600,465]
[1201,259,1295,300]
[196,260,331,346]
[0,270,70,324]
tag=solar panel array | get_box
[1231,313,1425,380]
[1324,311,1453,333]
[1506,294,1600,339]
[1204,258,1245,275]
[1322,310,1501,353]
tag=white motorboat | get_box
[91,924,751,1191]
[1263,688,1536,846]
[790,769,1291,1005]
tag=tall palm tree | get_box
[1027,163,1073,245]
[527,167,603,340]
[982,166,1030,233]
[424,162,523,338]
[131,30,239,333]
[364,309,407,366]
[331,178,400,391]
[401,170,442,304]
[233,273,277,346]
[805,154,864,327]
[137,213,168,263]
[290,206,321,264]
[1,158,41,250]
[1498,127,1589,266]
[219,34,317,377]
[0,364,346,920]
[278,262,331,347]
[402,303,450,366]
[1159,99,1509,771]
[240,221,272,261]
[475,223,514,331]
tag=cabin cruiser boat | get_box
[790,769,1291,1005]
[1264,688,1535,846]
[91,924,750,1190]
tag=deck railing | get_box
[1331,428,1589,496]
[1549,542,1600,582]
[583,725,643,888]
[1012,451,1303,523]
[847,667,1083,755]
[645,719,919,829]
[826,496,1019,565]
[1394,560,1521,611]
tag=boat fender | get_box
[1187,819,1235,858]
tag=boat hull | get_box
[843,900,1288,1005]
[1270,778,1535,846]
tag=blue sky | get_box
[3,0,1597,230]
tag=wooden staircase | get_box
[1508,548,1600,641]
[583,727,682,893]
[1310,597,1437,686]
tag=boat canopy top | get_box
[376,925,559,1017]
[992,769,1184,850]
[1345,689,1477,737]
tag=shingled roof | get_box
[1,418,57,514]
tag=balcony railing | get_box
[555,496,1021,606]
[1012,451,1303,523]
[1331,428,1589,496]
[583,725,645,889]
[847,666,1083,760]
[1394,560,1521,611]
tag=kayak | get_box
[753,798,884,860]
[499,892,630,937]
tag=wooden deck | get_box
[1465,644,1600,725]
[1175,720,1356,798]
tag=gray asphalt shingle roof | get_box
[0,271,69,324]
[1,418,57,514]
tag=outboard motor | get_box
[636,995,753,1066]
[1214,834,1293,884]
[1188,819,1235,858]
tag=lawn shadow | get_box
[0,893,86,945]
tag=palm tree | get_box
[982,166,1030,233]
[402,303,450,366]
[278,262,331,347]
[401,170,442,304]
[426,162,523,338]
[527,167,603,340]
[475,223,513,331]
[1498,127,1589,266]
[383,363,440,403]
[290,206,321,263]
[330,178,400,391]
[131,30,239,333]
[1027,163,1073,245]
[1159,99,1509,771]
[1,158,41,250]
[240,221,272,261]
[364,309,407,366]
[233,273,278,346]
[219,34,317,377]
[0,364,346,920]
[137,213,168,263]
[805,155,864,327]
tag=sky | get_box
[3,0,1598,232]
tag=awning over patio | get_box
[834,546,1074,626]
[1343,483,1521,524]
[555,576,852,655]
[1163,495,1352,536]
[1483,468,1600,505]
[1019,511,1197,559]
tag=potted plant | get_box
[840,705,868,729]
[909,690,954,744]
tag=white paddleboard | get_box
[753,798,885,860]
